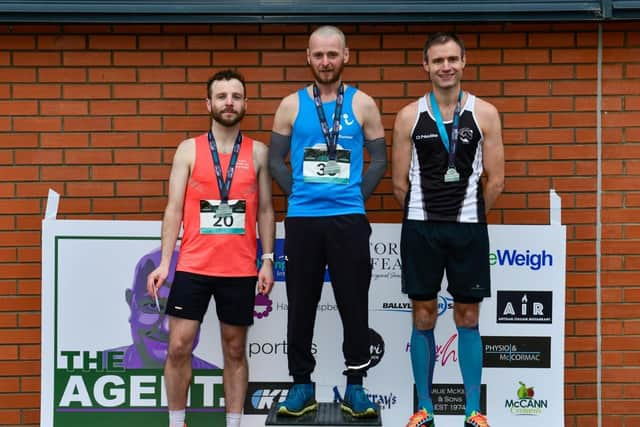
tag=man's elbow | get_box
[492,177,505,195]
[376,156,389,171]
[259,203,275,220]
[392,186,406,207]
[164,203,183,219]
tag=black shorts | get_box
[400,220,490,303]
[165,270,257,326]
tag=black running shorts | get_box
[166,270,257,325]
[400,220,490,303]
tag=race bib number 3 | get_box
[199,199,246,234]
[302,147,351,184]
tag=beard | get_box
[311,62,345,85]
[211,106,246,127]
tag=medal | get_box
[325,159,340,176]
[444,167,460,183]
[208,131,242,215]
[430,91,464,185]
[215,202,233,218]
[313,83,344,175]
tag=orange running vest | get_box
[177,132,258,277]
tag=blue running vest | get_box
[288,85,365,217]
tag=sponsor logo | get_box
[378,295,452,316]
[331,112,355,134]
[341,113,355,127]
[274,301,338,313]
[483,336,551,368]
[253,294,273,319]
[414,133,439,140]
[490,249,553,270]
[438,295,454,316]
[333,386,398,410]
[497,291,552,324]
[370,240,402,281]
[56,350,224,410]
[435,333,458,367]
[236,159,250,170]
[248,341,317,358]
[244,382,290,414]
[379,301,411,312]
[406,333,458,368]
[369,329,385,369]
[369,391,398,410]
[414,383,486,415]
[459,127,474,144]
[505,381,548,416]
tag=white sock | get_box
[169,409,186,427]
[226,412,241,427]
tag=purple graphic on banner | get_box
[104,247,217,369]
[254,293,273,319]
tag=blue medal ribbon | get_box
[429,91,463,169]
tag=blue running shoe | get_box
[277,383,318,416]
[340,384,379,418]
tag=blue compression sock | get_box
[410,327,435,415]
[457,326,483,417]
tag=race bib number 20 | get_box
[199,199,246,234]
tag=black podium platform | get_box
[265,402,382,426]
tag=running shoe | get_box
[340,384,378,418]
[277,383,318,416]
[406,408,434,427]
[465,411,490,427]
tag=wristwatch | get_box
[261,252,274,262]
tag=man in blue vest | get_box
[269,25,388,419]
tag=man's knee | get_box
[221,326,248,363]
[223,340,246,362]
[412,300,438,330]
[453,303,480,328]
[167,336,195,363]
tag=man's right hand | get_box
[146,265,169,297]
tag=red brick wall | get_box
[0,21,637,426]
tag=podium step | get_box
[265,402,382,426]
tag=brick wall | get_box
[0,21,638,426]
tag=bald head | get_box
[309,25,346,49]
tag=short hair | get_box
[309,25,346,48]
[207,69,246,99]
[423,32,465,62]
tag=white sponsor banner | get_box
[361,224,566,427]
[42,220,565,427]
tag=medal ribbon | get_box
[207,131,243,204]
[312,82,345,161]
[430,91,462,169]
